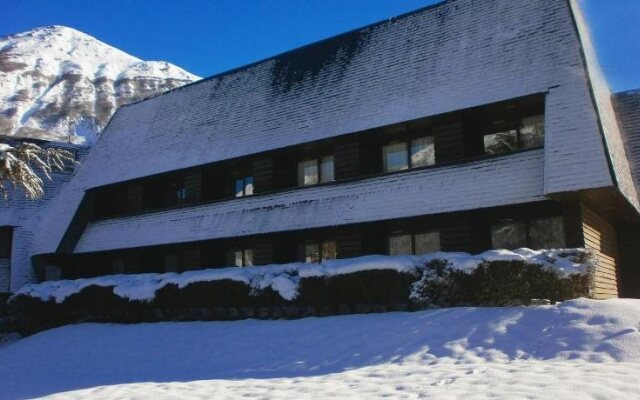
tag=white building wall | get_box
[75,150,545,253]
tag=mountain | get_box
[0,25,200,145]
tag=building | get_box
[17,0,640,299]
[0,137,87,297]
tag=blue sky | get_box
[1,0,638,92]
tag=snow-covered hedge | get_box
[10,249,593,334]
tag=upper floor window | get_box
[483,115,544,155]
[383,136,435,173]
[388,230,440,256]
[491,216,565,250]
[302,239,337,263]
[228,247,253,267]
[235,176,254,197]
[298,155,334,186]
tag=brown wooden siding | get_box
[253,238,274,265]
[336,226,362,258]
[581,205,619,299]
[433,121,465,163]
[185,170,202,203]
[334,136,361,180]
[181,246,202,270]
[252,158,273,193]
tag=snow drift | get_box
[0,298,639,399]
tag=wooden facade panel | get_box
[334,137,361,180]
[336,226,362,259]
[185,170,202,203]
[433,121,465,163]
[252,158,274,193]
[581,204,619,299]
[252,238,273,265]
[181,246,202,270]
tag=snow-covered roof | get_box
[32,0,632,256]
[614,90,640,189]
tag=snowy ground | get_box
[1,298,640,399]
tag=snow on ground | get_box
[1,298,640,399]
[14,249,589,304]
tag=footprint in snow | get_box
[432,377,457,386]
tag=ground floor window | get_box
[388,231,440,256]
[302,240,337,263]
[227,248,253,267]
[491,216,565,250]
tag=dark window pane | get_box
[389,234,412,255]
[163,253,180,273]
[529,217,565,249]
[383,142,408,172]
[415,231,440,255]
[491,221,527,249]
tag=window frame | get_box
[382,135,435,174]
[482,114,544,156]
[227,247,254,267]
[388,230,440,256]
[297,155,335,187]
[490,215,566,250]
[234,176,254,197]
[301,239,337,263]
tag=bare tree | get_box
[0,142,76,199]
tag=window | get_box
[303,240,336,263]
[227,248,253,267]
[491,220,527,249]
[491,216,565,250]
[410,136,435,168]
[298,155,334,186]
[483,114,544,155]
[414,231,441,255]
[235,176,254,197]
[389,231,440,255]
[0,227,12,259]
[529,217,566,249]
[163,253,180,273]
[383,136,435,173]
[383,142,408,172]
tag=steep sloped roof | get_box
[32,0,626,256]
[613,90,640,189]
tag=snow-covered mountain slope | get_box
[0,25,200,144]
[1,299,640,399]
